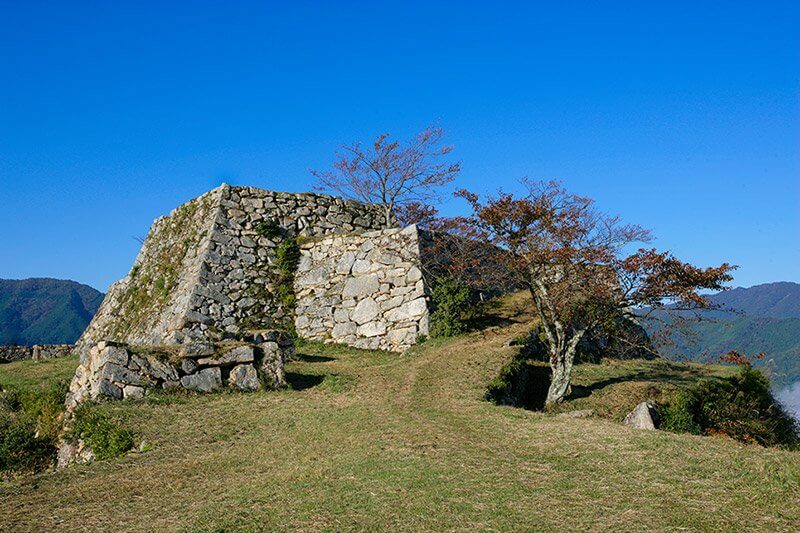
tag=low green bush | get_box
[65,405,136,461]
[255,221,282,239]
[0,411,54,475]
[659,365,799,448]
[0,380,69,476]
[429,277,472,338]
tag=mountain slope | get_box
[641,282,800,387]
[0,278,103,345]
[707,282,800,319]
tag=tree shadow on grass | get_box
[285,372,325,391]
[566,363,725,401]
[295,354,335,363]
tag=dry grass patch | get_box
[0,301,798,531]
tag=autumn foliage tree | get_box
[311,127,461,226]
[458,180,735,405]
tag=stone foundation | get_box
[65,331,292,410]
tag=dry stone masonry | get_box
[67,184,432,406]
[66,331,292,410]
[295,226,428,351]
[0,344,73,363]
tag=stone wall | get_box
[75,184,391,358]
[66,332,292,409]
[0,344,73,363]
[187,185,391,342]
[294,225,429,351]
[67,184,401,408]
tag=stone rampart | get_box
[294,225,428,351]
[68,184,427,408]
[75,184,390,358]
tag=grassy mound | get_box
[0,296,798,530]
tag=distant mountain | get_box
[0,278,103,345]
[706,282,800,319]
[641,282,800,388]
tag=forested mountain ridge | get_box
[0,278,103,345]
[643,282,800,387]
[707,282,800,319]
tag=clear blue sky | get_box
[1,1,798,292]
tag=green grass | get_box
[0,300,798,530]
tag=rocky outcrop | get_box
[294,225,429,351]
[65,331,292,410]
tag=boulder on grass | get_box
[623,402,660,430]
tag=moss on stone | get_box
[104,193,216,342]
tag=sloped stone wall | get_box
[75,187,222,358]
[75,184,391,357]
[294,225,429,351]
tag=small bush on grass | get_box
[0,411,54,475]
[429,277,472,338]
[0,380,69,476]
[660,365,799,448]
[65,405,136,461]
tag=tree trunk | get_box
[545,334,582,406]
[545,354,572,405]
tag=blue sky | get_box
[1,1,798,292]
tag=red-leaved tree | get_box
[458,180,735,405]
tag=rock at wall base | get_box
[229,364,260,391]
[180,367,223,392]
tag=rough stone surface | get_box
[229,364,260,391]
[180,367,223,392]
[294,225,429,351]
[0,344,73,363]
[65,335,292,409]
[623,402,660,430]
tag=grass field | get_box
[1,296,798,531]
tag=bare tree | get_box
[311,127,461,225]
[458,180,736,405]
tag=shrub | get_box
[0,380,69,476]
[255,221,282,239]
[660,366,799,448]
[429,277,471,338]
[65,405,136,461]
[659,390,702,434]
[0,411,54,475]
[274,237,301,336]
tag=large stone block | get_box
[180,367,223,392]
[342,274,380,298]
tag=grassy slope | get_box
[0,296,798,531]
